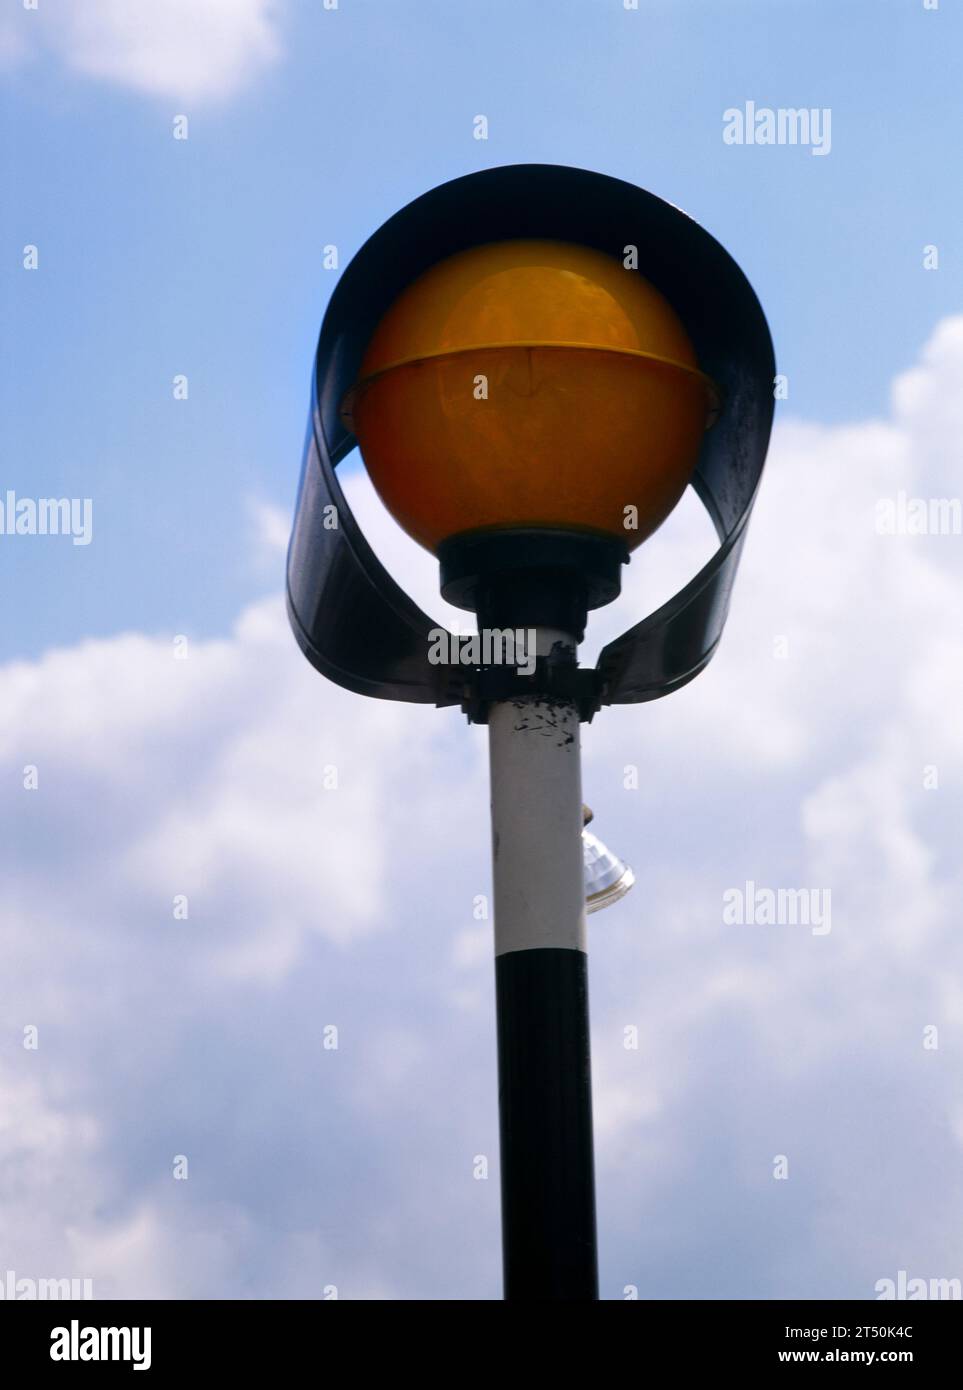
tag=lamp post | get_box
[287,165,775,1301]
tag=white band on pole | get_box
[488,630,587,957]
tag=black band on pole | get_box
[495,947,599,1301]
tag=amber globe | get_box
[343,239,717,554]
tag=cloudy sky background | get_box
[2,0,962,1299]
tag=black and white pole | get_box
[488,627,598,1302]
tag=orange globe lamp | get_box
[287,166,776,1304]
[343,239,719,556]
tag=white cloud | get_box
[247,496,291,561]
[2,317,963,1298]
[2,0,282,104]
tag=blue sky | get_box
[2,0,960,656]
[2,0,963,1301]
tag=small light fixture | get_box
[582,805,635,914]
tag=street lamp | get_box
[287,165,774,1301]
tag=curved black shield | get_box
[286,164,775,710]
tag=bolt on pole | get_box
[488,629,598,1301]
